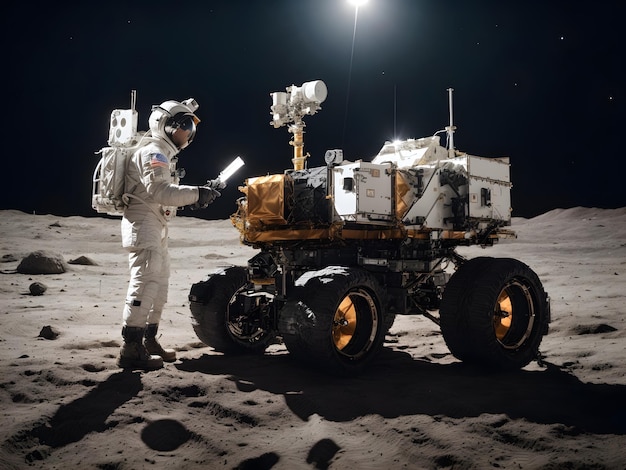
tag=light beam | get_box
[342,0,369,148]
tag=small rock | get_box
[29,282,47,296]
[68,255,98,266]
[39,325,60,340]
[1,254,18,263]
[17,250,68,274]
[81,363,106,373]
[573,324,617,335]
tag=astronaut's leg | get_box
[144,323,176,362]
[117,248,164,370]
[144,242,177,362]
[145,244,170,326]
[117,325,163,370]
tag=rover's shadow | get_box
[176,348,626,435]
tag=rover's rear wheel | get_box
[189,266,275,354]
[278,267,388,375]
[440,257,550,370]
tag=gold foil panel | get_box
[395,170,413,219]
[243,228,333,244]
[246,174,289,226]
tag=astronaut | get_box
[117,98,220,370]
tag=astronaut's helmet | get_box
[148,98,200,150]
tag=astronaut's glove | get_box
[206,178,227,190]
[190,186,221,210]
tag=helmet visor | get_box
[166,112,198,146]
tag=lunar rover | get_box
[189,81,550,375]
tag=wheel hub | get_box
[227,290,274,343]
[493,279,535,350]
[333,296,357,350]
[331,289,378,357]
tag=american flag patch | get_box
[150,153,169,168]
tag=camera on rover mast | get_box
[270,80,327,128]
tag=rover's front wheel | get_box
[189,266,275,354]
[278,267,388,375]
[440,257,550,370]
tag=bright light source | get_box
[218,156,245,183]
[348,0,368,6]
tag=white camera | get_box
[270,80,327,128]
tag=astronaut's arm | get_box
[141,153,199,207]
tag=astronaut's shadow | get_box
[28,370,143,449]
[176,347,626,435]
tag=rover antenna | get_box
[446,87,456,158]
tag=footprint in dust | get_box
[306,438,341,470]
[234,452,280,470]
[141,419,191,451]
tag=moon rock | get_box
[17,250,69,274]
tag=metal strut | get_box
[446,87,456,158]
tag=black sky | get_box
[3,0,624,220]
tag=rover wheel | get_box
[440,257,550,370]
[278,267,388,375]
[189,266,275,354]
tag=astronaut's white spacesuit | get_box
[117,98,220,370]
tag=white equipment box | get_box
[332,155,511,229]
[332,162,393,224]
[466,155,511,222]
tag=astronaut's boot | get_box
[117,326,164,370]
[144,323,177,362]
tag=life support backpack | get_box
[92,92,145,216]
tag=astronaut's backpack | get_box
[92,92,145,216]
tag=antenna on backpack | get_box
[446,87,456,158]
[130,89,137,112]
